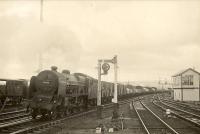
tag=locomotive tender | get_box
[28,66,156,119]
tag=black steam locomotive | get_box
[28,66,156,119]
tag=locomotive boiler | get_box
[29,66,88,119]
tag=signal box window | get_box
[182,75,193,85]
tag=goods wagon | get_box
[0,79,28,105]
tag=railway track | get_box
[0,105,25,113]
[133,99,179,134]
[157,101,200,119]
[0,108,30,124]
[133,96,200,134]
[0,108,30,126]
[160,99,200,114]
[179,101,200,107]
[153,100,200,133]
[0,97,137,134]
[159,96,200,108]
[0,111,29,124]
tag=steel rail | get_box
[153,101,200,128]
[0,113,30,122]
[162,98,200,108]
[0,99,129,133]
[9,94,159,134]
[161,99,200,112]
[160,101,200,119]
[140,101,180,134]
[0,109,26,116]
[10,98,136,134]
[0,117,32,129]
[0,96,135,131]
[132,101,150,134]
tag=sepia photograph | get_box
[0,0,200,133]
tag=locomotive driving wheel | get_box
[31,109,37,119]
[59,109,65,118]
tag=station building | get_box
[172,68,200,101]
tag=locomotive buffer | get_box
[97,55,118,119]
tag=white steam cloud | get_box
[0,17,81,79]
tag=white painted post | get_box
[113,55,118,103]
[97,60,102,106]
[97,60,103,119]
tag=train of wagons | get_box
[27,66,158,119]
[0,78,28,105]
[0,66,160,119]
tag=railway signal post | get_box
[97,55,118,119]
[112,56,119,110]
[97,60,103,119]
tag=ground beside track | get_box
[42,100,145,134]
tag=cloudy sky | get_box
[0,0,200,84]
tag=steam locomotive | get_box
[28,66,156,119]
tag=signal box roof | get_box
[172,68,200,77]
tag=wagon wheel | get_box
[59,109,65,118]
[50,110,57,120]
[18,97,22,104]
[65,108,72,116]
[41,111,47,119]
[79,106,85,112]
[26,105,31,113]
[0,99,3,105]
[12,100,17,106]
[73,107,79,113]
[32,113,37,119]
[31,109,37,119]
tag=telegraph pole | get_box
[40,0,43,22]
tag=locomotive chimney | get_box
[51,66,58,72]
[62,70,70,75]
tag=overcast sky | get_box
[0,0,200,84]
